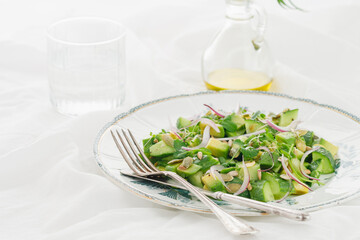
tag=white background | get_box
[0,0,359,239]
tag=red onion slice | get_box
[182,126,210,151]
[209,165,225,178]
[203,104,225,118]
[234,156,250,196]
[257,146,274,172]
[279,156,312,191]
[300,146,321,181]
[263,119,301,132]
[264,119,287,132]
[215,129,266,141]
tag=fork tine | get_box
[110,130,141,174]
[127,129,159,172]
[121,129,153,173]
[115,130,147,173]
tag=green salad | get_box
[142,104,339,202]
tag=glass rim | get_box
[47,17,126,46]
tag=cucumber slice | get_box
[311,147,335,174]
[165,162,181,172]
[279,109,298,127]
[149,141,176,157]
[249,180,275,202]
[262,172,291,199]
[177,164,202,177]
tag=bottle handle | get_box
[252,3,267,50]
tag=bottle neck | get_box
[225,0,254,20]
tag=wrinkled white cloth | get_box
[1,0,360,239]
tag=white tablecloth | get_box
[1,0,360,239]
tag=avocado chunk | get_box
[149,141,176,157]
[319,138,338,157]
[238,162,260,181]
[201,173,226,192]
[279,109,298,127]
[176,117,192,129]
[230,114,245,129]
[292,181,309,195]
[205,138,230,158]
[262,172,291,200]
[276,132,296,145]
[249,180,275,202]
[200,122,225,138]
[311,147,335,174]
[188,171,204,188]
[245,119,265,133]
[176,164,202,177]
[226,177,250,198]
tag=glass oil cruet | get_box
[202,0,274,91]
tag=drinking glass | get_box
[47,17,126,115]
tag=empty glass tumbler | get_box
[47,17,126,115]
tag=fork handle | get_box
[165,171,258,235]
[214,192,310,221]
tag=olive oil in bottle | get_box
[204,68,272,91]
[201,0,274,91]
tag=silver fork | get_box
[110,128,259,235]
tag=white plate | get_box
[93,91,360,216]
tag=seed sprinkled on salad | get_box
[142,105,339,202]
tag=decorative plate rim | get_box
[93,90,360,215]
